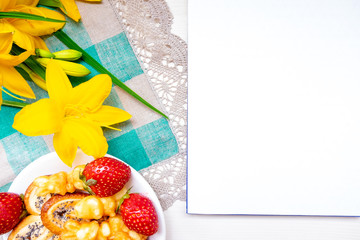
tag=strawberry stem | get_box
[19,194,28,220]
[79,170,96,195]
[19,209,28,220]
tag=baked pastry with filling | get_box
[41,192,89,235]
[8,215,58,240]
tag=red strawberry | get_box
[81,157,131,197]
[0,192,26,234]
[120,193,159,236]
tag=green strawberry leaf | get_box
[86,179,97,186]
[79,169,96,195]
[116,188,132,213]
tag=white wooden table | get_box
[165,1,360,239]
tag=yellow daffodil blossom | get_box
[58,0,101,22]
[0,0,65,53]
[13,60,132,167]
[0,31,35,106]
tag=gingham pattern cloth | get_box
[0,0,178,191]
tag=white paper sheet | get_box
[187,0,360,216]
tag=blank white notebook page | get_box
[187,0,360,216]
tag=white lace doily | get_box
[109,0,187,210]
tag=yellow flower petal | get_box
[12,98,63,136]
[16,0,40,7]
[64,118,108,159]
[0,32,13,54]
[53,130,78,167]
[70,74,112,112]
[0,50,31,67]
[46,59,72,106]
[60,0,81,22]
[33,36,49,51]
[0,0,15,11]
[87,106,132,127]
[0,21,35,52]
[11,6,65,36]
[0,75,3,108]
[0,65,35,99]
[14,32,36,53]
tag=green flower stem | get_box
[2,100,27,108]
[19,63,48,91]
[54,30,169,119]
[0,11,66,23]
[18,63,32,75]
[12,45,46,80]
[24,55,46,80]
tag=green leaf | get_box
[38,0,64,8]
[79,170,85,181]
[24,56,46,79]
[53,30,169,119]
[117,188,132,211]
[2,100,28,108]
[79,169,96,195]
[86,179,97,186]
[12,44,46,80]
[0,11,66,23]
[83,184,95,195]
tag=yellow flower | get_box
[0,31,35,106]
[59,0,101,22]
[0,0,65,52]
[13,60,132,167]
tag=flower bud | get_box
[53,49,82,61]
[29,72,47,91]
[35,48,55,58]
[36,58,91,77]
[19,64,47,91]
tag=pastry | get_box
[24,181,52,215]
[60,215,148,240]
[40,192,89,235]
[8,215,59,240]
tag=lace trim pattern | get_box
[109,0,187,210]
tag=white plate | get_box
[1,151,166,240]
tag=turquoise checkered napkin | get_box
[0,2,178,192]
